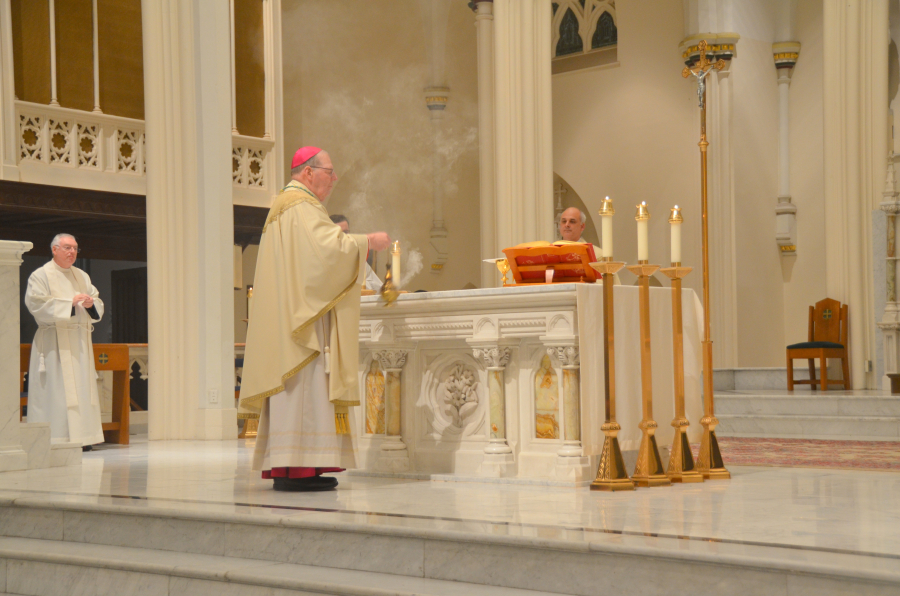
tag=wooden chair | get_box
[786,298,850,391]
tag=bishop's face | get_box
[307,152,338,202]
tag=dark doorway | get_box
[112,266,148,410]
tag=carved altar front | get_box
[356,284,704,482]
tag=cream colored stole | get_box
[42,261,98,408]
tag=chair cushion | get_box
[786,341,844,350]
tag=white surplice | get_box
[364,262,382,291]
[25,261,105,446]
[253,315,357,471]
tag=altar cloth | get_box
[576,283,704,453]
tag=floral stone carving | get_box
[443,363,479,428]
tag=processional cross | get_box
[681,39,730,480]
[681,40,725,110]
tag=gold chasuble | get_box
[238,181,368,435]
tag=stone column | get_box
[421,0,452,273]
[879,155,900,389]
[773,43,800,255]
[472,0,496,287]
[823,0,890,389]
[0,240,31,471]
[142,0,237,439]
[492,0,555,250]
[472,346,515,477]
[374,349,409,472]
[547,345,590,480]
[0,0,19,180]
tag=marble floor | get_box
[1,436,899,584]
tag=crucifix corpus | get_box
[681,39,730,480]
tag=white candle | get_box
[599,196,614,257]
[391,241,401,286]
[669,205,683,264]
[636,201,649,262]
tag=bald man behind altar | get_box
[239,147,390,491]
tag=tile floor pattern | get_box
[0,436,898,577]
[701,437,900,471]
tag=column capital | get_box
[547,345,579,369]
[773,41,801,72]
[0,240,33,266]
[472,346,510,370]
[374,349,408,371]
[468,0,493,13]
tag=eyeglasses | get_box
[310,165,337,178]
[57,245,80,253]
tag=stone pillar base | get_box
[0,448,28,473]
[375,436,410,473]
[554,455,592,481]
[478,452,516,477]
[195,408,238,440]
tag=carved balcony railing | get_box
[13,101,275,204]
[232,134,276,205]
[15,101,146,193]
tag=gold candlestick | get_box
[589,256,634,491]
[660,264,703,483]
[683,40,730,480]
[626,261,671,487]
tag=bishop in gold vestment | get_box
[239,147,390,491]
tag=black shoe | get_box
[273,476,338,492]
[82,445,92,452]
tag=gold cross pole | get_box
[681,40,730,480]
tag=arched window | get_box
[555,8,583,57]
[552,1,618,74]
[591,11,617,50]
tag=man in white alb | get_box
[25,233,104,451]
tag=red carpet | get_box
[691,437,900,471]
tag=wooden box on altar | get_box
[502,241,598,285]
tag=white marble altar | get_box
[355,284,704,481]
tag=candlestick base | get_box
[696,416,731,480]
[659,266,693,280]
[626,264,660,278]
[589,261,626,276]
[631,419,671,487]
[590,422,635,491]
[666,418,703,483]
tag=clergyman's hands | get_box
[366,232,391,252]
[72,293,92,307]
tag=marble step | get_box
[0,536,560,596]
[716,394,900,417]
[2,499,899,596]
[717,413,900,440]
